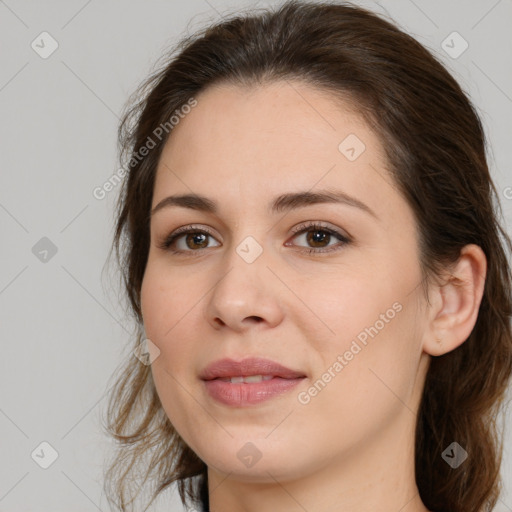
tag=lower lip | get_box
[203,377,305,406]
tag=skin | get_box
[140,80,487,512]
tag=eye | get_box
[286,221,351,254]
[157,221,351,256]
[158,224,220,254]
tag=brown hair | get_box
[101,1,512,511]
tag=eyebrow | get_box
[150,188,377,219]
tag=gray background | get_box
[1,0,511,511]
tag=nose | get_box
[204,244,285,332]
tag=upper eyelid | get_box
[167,221,346,239]
[157,221,353,257]
[163,221,350,248]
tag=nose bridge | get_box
[215,232,269,303]
[205,232,283,330]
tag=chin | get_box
[197,435,314,483]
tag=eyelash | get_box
[157,221,352,256]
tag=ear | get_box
[423,244,487,357]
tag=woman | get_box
[102,1,512,511]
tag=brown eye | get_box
[183,232,210,250]
[288,223,351,254]
[159,222,351,256]
[158,226,220,253]
[304,228,332,248]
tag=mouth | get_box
[200,357,307,407]
[200,356,306,381]
[216,374,275,383]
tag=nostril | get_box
[246,316,263,323]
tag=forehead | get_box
[152,80,397,219]
[159,80,373,167]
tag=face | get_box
[141,80,431,483]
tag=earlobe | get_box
[423,244,487,357]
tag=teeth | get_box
[218,375,274,383]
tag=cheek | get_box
[141,257,213,362]
[141,260,191,343]
[297,269,392,352]
[300,269,421,402]
[295,301,421,454]
[141,265,204,445]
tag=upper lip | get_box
[200,357,306,381]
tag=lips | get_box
[199,357,306,381]
[200,357,307,407]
